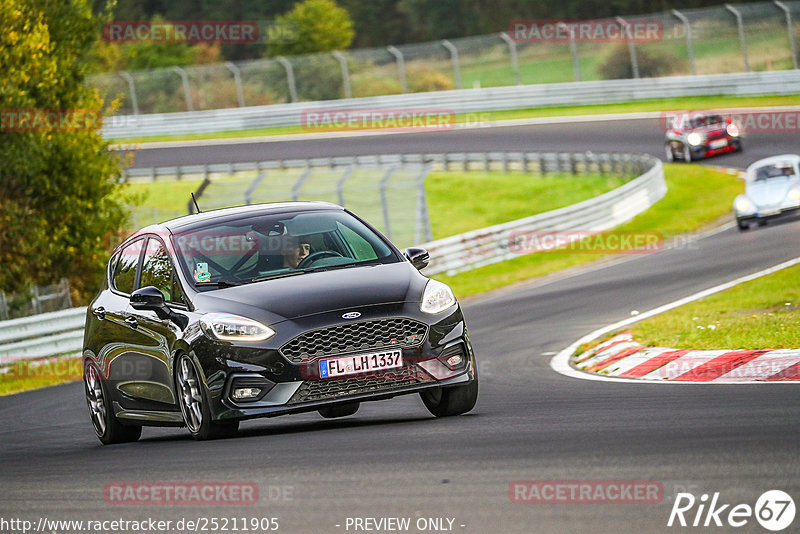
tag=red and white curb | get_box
[550,255,800,385]
[573,331,800,382]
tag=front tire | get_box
[421,370,478,417]
[84,363,142,445]
[682,143,693,163]
[176,354,239,440]
[665,143,675,163]
[318,402,360,419]
[737,219,750,231]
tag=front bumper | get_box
[192,304,476,422]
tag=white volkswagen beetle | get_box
[734,155,800,231]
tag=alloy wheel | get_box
[85,365,106,436]
[177,356,204,432]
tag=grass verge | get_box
[0,355,82,396]
[630,263,800,350]
[440,163,743,298]
[109,94,800,144]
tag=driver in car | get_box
[281,236,311,269]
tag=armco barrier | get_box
[419,154,665,275]
[102,71,800,139]
[0,307,86,363]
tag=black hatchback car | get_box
[83,202,478,443]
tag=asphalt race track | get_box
[3,118,800,533]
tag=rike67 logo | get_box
[668,490,795,531]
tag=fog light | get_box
[446,355,463,367]
[232,387,262,400]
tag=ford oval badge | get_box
[342,312,361,319]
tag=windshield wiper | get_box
[249,271,309,283]
[194,280,241,288]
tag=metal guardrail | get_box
[0,307,86,362]
[419,154,666,275]
[102,70,800,138]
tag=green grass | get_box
[108,94,800,144]
[426,171,626,238]
[0,356,82,396]
[439,163,744,298]
[630,263,800,350]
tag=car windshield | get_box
[171,210,398,288]
[752,162,797,182]
[685,114,724,129]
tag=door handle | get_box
[92,306,105,319]
[125,316,138,329]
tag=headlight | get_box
[420,280,457,314]
[734,197,752,213]
[687,132,703,146]
[200,313,275,342]
[726,123,739,137]
[789,189,800,202]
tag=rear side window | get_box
[112,238,144,294]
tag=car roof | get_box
[746,154,800,176]
[117,202,345,252]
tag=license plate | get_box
[709,139,728,149]
[319,349,402,378]
[759,208,780,217]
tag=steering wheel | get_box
[297,250,343,269]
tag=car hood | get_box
[746,178,795,207]
[192,262,427,324]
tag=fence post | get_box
[558,23,581,81]
[331,51,352,99]
[291,166,313,201]
[0,291,8,321]
[379,166,397,240]
[336,165,355,206]
[171,66,194,111]
[224,62,246,107]
[616,17,639,79]
[415,164,434,244]
[725,4,750,72]
[387,46,408,93]
[672,9,697,75]
[244,170,267,204]
[441,40,463,90]
[774,1,798,70]
[276,56,298,103]
[118,71,139,115]
[498,32,521,85]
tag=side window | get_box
[113,239,144,294]
[140,237,184,304]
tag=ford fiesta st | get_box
[734,154,800,230]
[83,202,478,443]
[665,112,742,162]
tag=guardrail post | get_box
[671,10,696,75]
[379,166,397,240]
[336,165,355,206]
[118,71,139,115]
[498,32,521,85]
[331,51,352,99]
[774,1,798,70]
[441,40,463,90]
[415,164,434,244]
[171,66,194,111]
[276,56,298,103]
[387,46,408,93]
[557,22,581,81]
[725,4,750,72]
[224,62,246,107]
[616,17,639,79]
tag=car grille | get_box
[279,318,428,364]
[287,365,433,404]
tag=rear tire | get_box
[84,363,142,445]
[176,354,239,440]
[421,369,478,417]
[318,402,360,419]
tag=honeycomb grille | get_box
[280,318,428,363]
[288,366,433,404]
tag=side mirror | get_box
[403,247,430,270]
[130,286,170,320]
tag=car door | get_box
[120,235,187,411]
